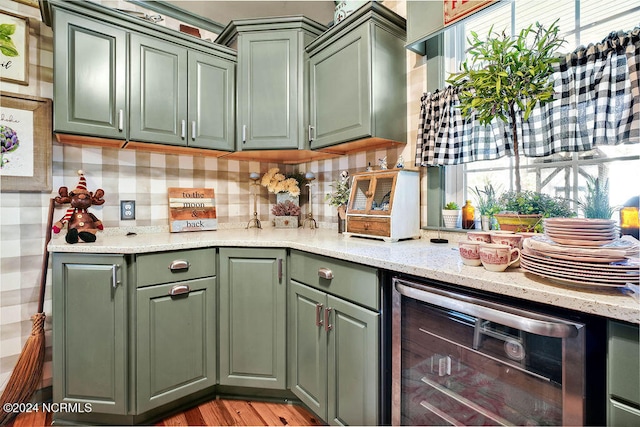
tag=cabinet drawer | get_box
[609,398,640,427]
[608,321,640,406]
[347,216,390,237]
[290,250,379,310]
[136,248,216,287]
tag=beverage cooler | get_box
[391,277,606,426]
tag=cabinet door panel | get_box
[238,32,299,149]
[289,280,328,418]
[130,34,187,145]
[219,248,287,389]
[188,51,235,151]
[53,11,126,138]
[310,25,371,149]
[52,255,127,415]
[327,295,379,426]
[136,277,216,413]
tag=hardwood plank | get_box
[159,411,189,426]
[221,399,266,426]
[182,404,207,426]
[8,409,46,427]
[291,404,323,426]
[245,401,289,426]
[195,400,237,426]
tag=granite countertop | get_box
[48,227,640,324]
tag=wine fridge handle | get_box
[393,279,580,338]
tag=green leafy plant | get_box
[444,201,460,210]
[325,171,351,207]
[498,190,574,217]
[447,21,565,193]
[576,174,618,219]
[469,183,501,216]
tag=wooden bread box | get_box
[344,169,420,242]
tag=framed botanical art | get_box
[0,91,52,192]
[0,10,30,85]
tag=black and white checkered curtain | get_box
[415,27,640,167]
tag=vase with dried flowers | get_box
[325,171,351,233]
[261,167,306,209]
[272,200,301,228]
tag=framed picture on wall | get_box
[0,92,52,192]
[0,10,30,85]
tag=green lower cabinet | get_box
[608,320,640,426]
[289,280,379,425]
[219,248,287,389]
[52,254,128,417]
[136,277,217,413]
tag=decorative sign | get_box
[444,0,496,26]
[168,187,217,232]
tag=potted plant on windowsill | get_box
[576,174,618,219]
[442,201,461,228]
[495,190,574,232]
[470,183,501,230]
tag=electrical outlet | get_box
[120,200,135,220]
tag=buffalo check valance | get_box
[415,27,640,167]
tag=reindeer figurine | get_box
[53,170,105,244]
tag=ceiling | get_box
[162,1,337,28]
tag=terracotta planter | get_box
[494,213,542,232]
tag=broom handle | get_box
[38,198,55,314]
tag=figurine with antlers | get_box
[53,170,105,244]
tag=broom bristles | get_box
[0,313,46,426]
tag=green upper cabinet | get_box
[130,35,235,151]
[52,254,128,418]
[130,34,188,146]
[50,0,236,152]
[53,9,127,140]
[218,248,288,389]
[188,51,235,150]
[217,17,326,151]
[306,2,406,153]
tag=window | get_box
[442,0,640,216]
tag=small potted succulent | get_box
[442,201,461,229]
[272,200,301,228]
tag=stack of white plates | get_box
[521,233,639,288]
[543,218,618,247]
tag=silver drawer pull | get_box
[111,264,121,289]
[315,303,324,327]
[170,284,190,296]
[318,268,334,280]
[169,260,190,271]
[324,307,333,332]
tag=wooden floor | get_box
[4,398,322,426]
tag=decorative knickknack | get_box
[325,171,351,233]
[272,200,301,228]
